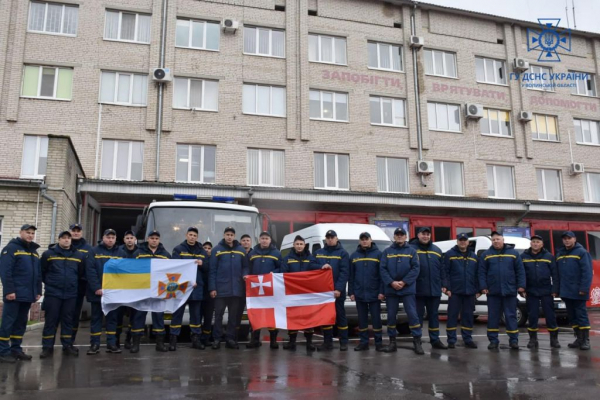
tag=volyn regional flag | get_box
[101,259,197,315]
[245,269,336,330]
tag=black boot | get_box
[354,343,369,351]
[131,336,141,353]
[191,334,204,350]
[316,341,334,352]
[62,346,79,356]
[580,329,591,350]
[431,340,448,350]
[86,343,100,355]
[383,337,397,353]
[115,335,121,350]
[124,332,132,350]
[413,337,425,355]
[246,331,261,349]
[550,330,561,348]
[169,335,177,351]
[106,343,122,353]
[155,335,168,352]
[305,333,315,353]
[12,351,33,361]
[283,334,297,351]
[39,348,54,359]
[269,331,279,349]
[568,328,581,348]
[527,331,538,349]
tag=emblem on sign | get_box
[158,273,190,299]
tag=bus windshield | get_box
[146,206,261,252]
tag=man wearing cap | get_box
[200,241,215,346]
[442,233,479,349]
[410,227,448,350]
[171,227,208,351]
[280,235,321,352]
[68,223,94,344]
[246,231,282,349]
[0,224,42,363]
[130,230,172,353]
[39,231,85,358]
[479,231,526,350]
[380,227,423,355]
[87,229,124,355]
[349,232,384,352]
[314,229,350,351]
[521,234,560,349]
[556,231,593,350]
[118,230,138,349]
[241,234,253,255]
[236,234,252,340]
[209,227,249,350]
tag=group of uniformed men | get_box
[0,222,593,363]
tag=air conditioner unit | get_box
[152,68,172,82]
[410,36,424,48]
[416,160,434,175]
[222,18,239,32]
[518,111,532,122]
[513,58,530,72]
[465,103,484,119]
[570,162,584,174]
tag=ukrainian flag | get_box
[103,259,151,290]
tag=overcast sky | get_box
[422,0,600,33]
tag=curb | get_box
[25,322,44,332]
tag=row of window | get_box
[27,2,598,97]
[20,135,600,203]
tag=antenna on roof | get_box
[572,0,577,29]
[565,0,570,29]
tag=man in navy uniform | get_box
[117,230,138,349]
[556,231,593,350]
[39,231,84,358]
[0,224,42,363]
[200,241,214,346]
[68,223,94,344]
[479,231,525,350]
[171,227,207,350]
[380,228,423,355]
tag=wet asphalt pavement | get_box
[1,314,599,399]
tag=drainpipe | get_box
[40,184,57,243]
[76,178,83,223]
[155,0,168,181]
[410,2,426,187]
[515,201,531,225]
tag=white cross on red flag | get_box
[245,269,336,330]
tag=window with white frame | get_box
[28,1,78,36]
[175,18,220,51]
[424,49,457,78]
[248,149,285,187]
[314,153,349,190]
[531,114,559,141]
[370,96,406,127]
[21,65,73,100]
[427,102,461,132]
[173,77,218,111]
[574,118,600,145]
[481,108,511,137]
[99,71,148,106]
[308,34,346,65]
[21,135,49,179]
[584,172,600,203]
[242,84,286,117]
[434,161,464,196]
[367,41,403,72]
[175,144,216,183]
[475,57,506,85]
[570,71,596,97]
[486,165,515,199]
[529,65,553,92]
[377,157,409,193]
[244,26,285,58]
[104,10,151,44]
[100,140,143,181]
[309,90,348,121]
[536,169,562,201]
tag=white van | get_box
[434,235,567,326]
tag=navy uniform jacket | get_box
[315,242,350,294]
[555,243,593,300]
[71,238,94,285]
[281,248,321,273]
[41,245,85,299]
[522,248,558,297]
[133,243,171,260]
[478,244,525,296]
[87,242,124,302]
[349,243,384,303]
[442,245,479,296]
[172,241,207,301]
[0,238,42,302]
[208,239,249,298]
[380,242,420,297]
[410,239,444,297]
[248,244,282,275]
[118,244,138,259]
